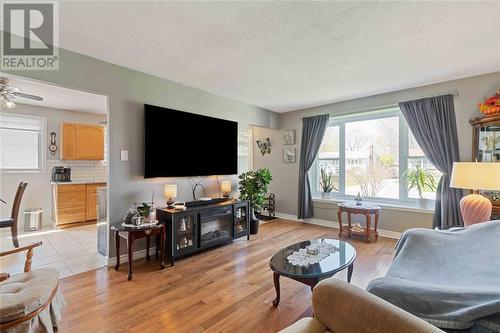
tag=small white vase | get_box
[321,192,331,199]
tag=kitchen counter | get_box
[51,180,107,185]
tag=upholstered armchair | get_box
[280,278,443,333]
[0,242,66,333]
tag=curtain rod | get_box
[298,90,460,119]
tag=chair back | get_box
[11,182,27,221]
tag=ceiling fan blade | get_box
[11,91,43,101]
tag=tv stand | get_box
[157,200,250,266]
[185,198,229,208]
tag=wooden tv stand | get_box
[156,200,250,266]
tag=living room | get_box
[0,2,499,333]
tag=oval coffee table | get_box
[269,238,356,306]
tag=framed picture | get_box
[282,129,295,145]
[283,148,296,163]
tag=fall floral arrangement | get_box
[478,89,500,115]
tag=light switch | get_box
[120,150,128,161]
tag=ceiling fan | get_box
[0,77,44,110]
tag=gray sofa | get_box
[367,220,500,332]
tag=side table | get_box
[337,202,381,243]
[112,223,166,280]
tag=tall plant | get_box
[404,164,437,199]
[319,167,336,193]
[238,168,272,210]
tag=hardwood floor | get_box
[58,219,396,333]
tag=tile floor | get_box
[0,223,106,279]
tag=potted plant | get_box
[319,167,336,199]
[404,164,437,208]
[238,168,273,234]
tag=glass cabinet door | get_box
[233,204,248,238]
[476,123,500,162]
[174,214,197,254]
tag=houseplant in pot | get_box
[319,167,336,199]
[404,164,437,208]
[238,168,272,234]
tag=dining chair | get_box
[0,182,28,248]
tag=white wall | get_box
[254,72,500,233]
[0,104,106,225]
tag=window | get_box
[0,113,44,171]
[312,108,439,205]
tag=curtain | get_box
[298,114,329,219]
[399,94,463,229]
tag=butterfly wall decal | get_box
[256,137,271,156]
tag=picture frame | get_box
[283,148,296,163]
[282,129,295,145]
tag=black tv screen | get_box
[144,104,238,178]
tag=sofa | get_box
[279,277,443,333]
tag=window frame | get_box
[311,107,437,207]
[0,113,46,174]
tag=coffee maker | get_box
[52,166,71,182]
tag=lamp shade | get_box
[450,162,500,190]
[221,181,232,193]
[164,184,177,198]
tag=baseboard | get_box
[105,247,157,267]
[275,212,402,240]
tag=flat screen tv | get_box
[144,104,238,178]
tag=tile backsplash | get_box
[47,159,107,183]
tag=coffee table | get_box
[269,238,356,306]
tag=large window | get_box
[312,108,440,205]
[0,113,44,171]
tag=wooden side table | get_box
[112,223,166,280]
[337,202,381,243]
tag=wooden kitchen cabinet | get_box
[61,123,77,159]
[61,122,105,160]
[85,183,106,221]
[52,183,107,227]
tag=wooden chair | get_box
[0,242,65,332]
[0,182,27,248]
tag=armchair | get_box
[0,242,66,333]
[280,277,443,333]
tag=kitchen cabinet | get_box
[52,183,106,227]
[61,123,77,160]
[61,122,105,160]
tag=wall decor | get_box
[283,147,296,163]
[256,137,271,155]
[48,131,58,155]
[282,129,295,145]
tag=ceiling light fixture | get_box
[1,95,16,109]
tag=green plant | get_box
[238,168,273,210]
[404,164,437,199]
[319,167,336,193]
[137,202,151,218]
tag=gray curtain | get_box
[298,114,329,219]
[399,94,463,229]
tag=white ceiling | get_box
[4,75,107,114]
[57,1,500,112]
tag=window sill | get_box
[312,197,434,214]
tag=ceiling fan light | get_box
[3,97,15,109]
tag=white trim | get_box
[105,247,156,267]
[275,212,402,240]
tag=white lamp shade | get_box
[450,162,500,190]
[221,181,232,193]
[164,184,177,198]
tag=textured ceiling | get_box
[57,1,500,112]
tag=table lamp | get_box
[164,184,177,208]
[450,162,500,226]
[221,181,232,198]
